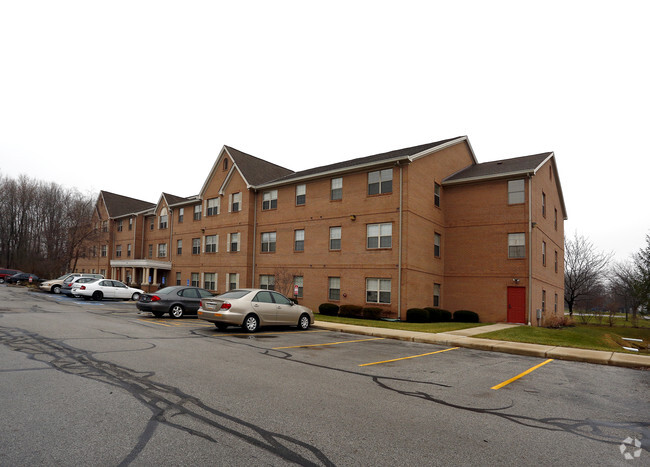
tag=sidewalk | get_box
[313,321,650,369]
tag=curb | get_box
[313,321,650,370]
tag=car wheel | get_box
[0,278,4,284]
[152,311,164,318]
[242,314,259,333]
[92,291,103,301]
[131,292,141,301]
[169,304,184,319]
[52,285,61,294]
[215,323,228,331]
[298,313,310,330]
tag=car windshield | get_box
[217,290,251,300]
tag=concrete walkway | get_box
[313,321,650,369]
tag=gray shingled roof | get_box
[162,192,194,206]
[443,152,553,184]
[101,191,155,218]
[224,146,294,186]
[261,137,464,186]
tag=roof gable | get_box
[100,191,155,218]
[199,146,294,198]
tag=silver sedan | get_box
[197,288,314,332]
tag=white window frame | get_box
[204,273,216,291]
[367,223,392,249]
[205,235,218,253]
[294,229,305,251]
[296,184,306,205]
[508,179,525,204]
[262,190,278,210]
[206,198,220,216]
[328,277,340,301]
[157,243,167,258]
[260,275,275,290]
[508,233,526,258]
[331,178,342,200]
[329,226,341,250]
[229,192,242,212]
[261,232,276,253]
[227,232,240,252]
[368,169,392,195]
[366,278,391,304]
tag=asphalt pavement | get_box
[313,321,650,369]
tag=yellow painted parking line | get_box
[137,319,173,327]
[212,330,328,338]
[359,347,459,367]
[491,359,554,390]
[273,337,384,350]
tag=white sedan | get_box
[72,279,144,301]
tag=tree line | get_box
[565,231,650,325]
[0,173,96,279]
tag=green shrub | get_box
[424,307,452,322]
[407,308,429,323]
[319,303,339,316]
[362,307,383,320]
[339,304,363,318]
[453,310,479,323]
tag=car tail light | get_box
[151,295,160,302]
[220,302,232,310]
[80,286,86,290]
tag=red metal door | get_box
[507,287,526,323]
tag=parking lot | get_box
[1,285,648,465]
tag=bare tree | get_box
[273,267,301,300]
[564,232,612,316]
[634,233,650,313]
[610,260,641,326]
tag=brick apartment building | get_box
[73,136,566,325]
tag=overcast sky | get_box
[1,1,648,262]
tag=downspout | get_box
[169,208,173,286]
[527,175,533,326]
[398,162,403,321]
[252,191,257,288]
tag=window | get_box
[508,179,525,204]
[329,227,341,250]
[331,178,342,200]
[176,272,181,286]
[554,293,558,314]
[294,276,303,298]
[191,273,199,287]
[227,273,239,291]
[368,169,392,195]
[158,243,167,258]
[261,232,276,253]
[177,239,183,255]
[262,190,277,210]
[101,245,107,257]
[434,233,441,258]
[366,278,391,304]
[178,208,184,223]
[228,233,240,252]
[192,238,201,255]
[193,204,201,221]
[159,208,168,229]
[367,223,392,249]
[117,220,123,232]
[92,245,97,257]
[542,192,546,217]
[554,208,558,230]
[102,221,108,232]
[148,244,153,258]
[555,250,558,273]
[260,275,275,290]
[296,184,306,205]
[223,158,228,170]
[204,273,216,290]
[542,241,546,266]
[127,244,131,257]
[128,218,133,230]
[206,198,220,216]
[230,192,241,212]
[205,235,218,253]
[328,277,340,301]
[508,233,526,258]
[150,218,154,230]
[294,229,304,251]
[433,283,441,307]
[542,290,546,312]
[100,269,106,277]
[115,245,122,258]
[434,183,441,207]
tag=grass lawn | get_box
[476,321,650,354]
[314,313,488,333]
